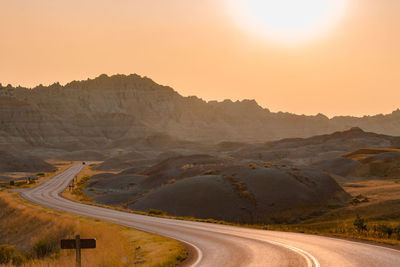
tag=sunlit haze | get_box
[226,0,349,43]
[1,0,399,117]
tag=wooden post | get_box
[76,235,81,267]
[61,236,95,267]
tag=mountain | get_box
[1,74,400,151]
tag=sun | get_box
[226,0,349,43]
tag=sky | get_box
[1,0,399,117]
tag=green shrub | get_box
[73,175,91,197]
[0,244,15,264]
[36,173,45,177]
[353,215,367,232]
[33,239,56,258]
[394,225,400,240]
[203,170,220,175]
[377,224,394,238]
[249,163,257,169]
[167,179,176,184]
[148,209,165,216]
[12,253,26,266]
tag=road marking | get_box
[150,219,320,267]
[264,239,320,267]
[170,237,203,267]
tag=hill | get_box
[80,128,400,223]
[0,191,185,266]
[85,155,350,224]
[0,151,55,173]
[230,127,400,168]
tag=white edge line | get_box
[265,239,320,267]
[170,236,203,267]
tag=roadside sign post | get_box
[76,235,81,267]
[61,235,96,267]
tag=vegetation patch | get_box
[350,194,369,205]
[148,208,166,216]
[225,175,256,203]
[0,161,74,190]
[71,175,91,200]
[0,191,186,266]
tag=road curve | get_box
[21,164,400,267]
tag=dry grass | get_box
[343,148,400,161]
[0,190,186,266]
[0,161,75,189]
[62,163,117,202]
[263,178,400,247]
[224,175,256,203]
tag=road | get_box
[21,164,400,267]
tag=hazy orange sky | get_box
[1,0,399,117]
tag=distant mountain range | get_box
[1,74,399,150]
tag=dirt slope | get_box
[0,151,55,172]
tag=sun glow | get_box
[227,0,349,43]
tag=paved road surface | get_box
[21,164,400,266]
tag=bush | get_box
[377,224,394,238]
[12,253,26,266]
[203,170,220,175]
[394,225,400,240]
[353,215,367,232]
[249,163,257,169]
[167,179,176,184]
[0,244,15,264]
[148,209,165,216]
[33,239,56,258]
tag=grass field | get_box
[0,190,186,266]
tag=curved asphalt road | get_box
[21,164,400,267]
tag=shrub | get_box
[167,179,176,184]
[203,170,220,175]
[33,239,56,258]
[0,244,15,264]
[12,253,26,266]
[353,215,367,232]
[394,225,400,240]
[36,173,45,177]
[73,175,91,196]
[148,209,165,216]
[249,163,257,169]
[377,224,394,238]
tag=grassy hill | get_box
[0,190,186,266]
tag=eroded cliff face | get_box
[0,74,399,150]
